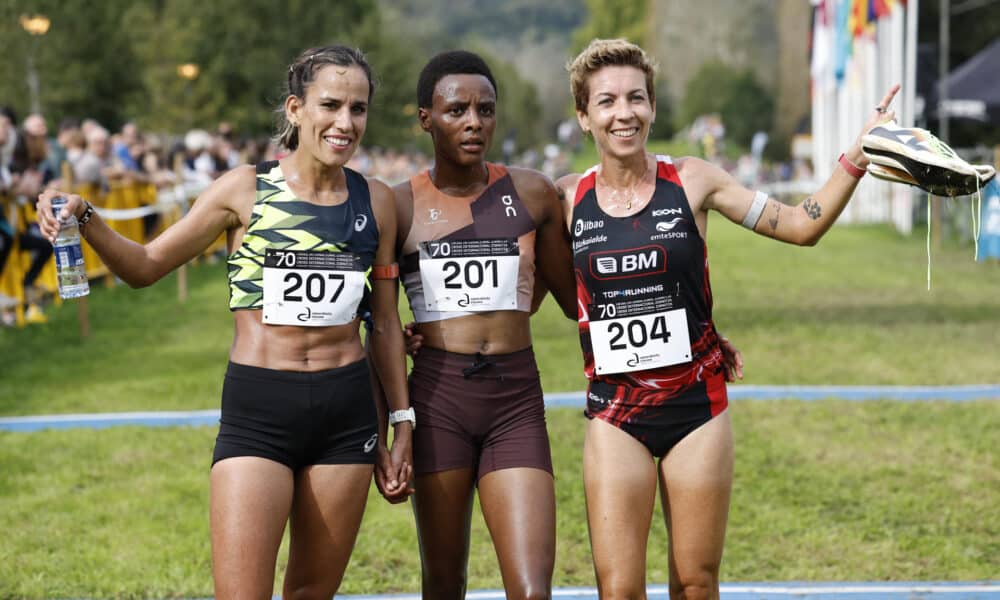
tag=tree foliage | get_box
[0,0,553,151]
[0,0,417,146]
[0,0,144,129]
[119,0,378,137]
[679,61,774,149]
[571,0,648,52]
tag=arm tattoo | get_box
[768,202,781,231]
[803,197,822,220]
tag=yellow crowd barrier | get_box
[0,178,202,328]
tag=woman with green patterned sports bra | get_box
[36,45,412,599]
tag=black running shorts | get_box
[212,359,378,470]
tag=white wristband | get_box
[388,407,416,429]
[741,191,768,230]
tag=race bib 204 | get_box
[588,295,692,375]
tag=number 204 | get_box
[608,315,670,350]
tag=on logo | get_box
[501,195,517,217]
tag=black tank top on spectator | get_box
[572,155,727,418]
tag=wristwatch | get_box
[388,407,416,429]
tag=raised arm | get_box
[36,165,251,287]
[365,178,412,499]
[699,84,900,246]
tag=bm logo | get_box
[590,246,665,280]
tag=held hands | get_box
[375,424,414,504]
[403,321,424,357]
[36,189,86,244]
[719,335,744,382]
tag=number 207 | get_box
[283,273,345,303]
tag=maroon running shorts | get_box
[409,345,553,481]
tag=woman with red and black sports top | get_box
[557,39,899,599]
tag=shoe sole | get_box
[867,163,922,188]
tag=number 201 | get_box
[443,259,498,289]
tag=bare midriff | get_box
[229,310,365,372]
[415,311,532,356]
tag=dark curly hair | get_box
[416,50,497,109]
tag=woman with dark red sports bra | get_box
[557,39,899,599]
[393,50,578,600]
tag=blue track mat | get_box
[2,385,997,432]
[335,582,1000,599]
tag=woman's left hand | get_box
[374,426,414,504]
[858,85,901,143]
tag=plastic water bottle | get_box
[51,197,90,299]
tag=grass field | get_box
[1,216,998,598]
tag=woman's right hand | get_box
[404,321,424,357]
[36,189,86,243]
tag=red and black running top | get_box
[572,155,727,406]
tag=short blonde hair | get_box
[567,39,657,113]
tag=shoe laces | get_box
[925,177,984,291]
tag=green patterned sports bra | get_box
[227,161,378,311]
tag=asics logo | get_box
[354,214,368,232]
[363,433,378,453]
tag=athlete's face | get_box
[286,64,370,167]
[578,66,655,160]
[420,74,497,166]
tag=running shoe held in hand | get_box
[861,122,995,196]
